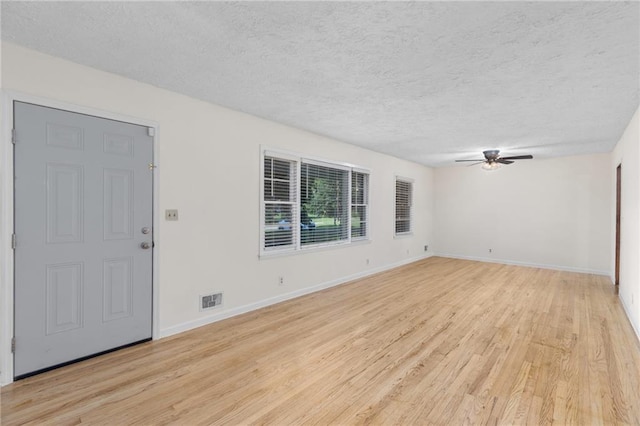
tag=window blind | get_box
[395,179,412,234]
[300,162,349,246]
[351,171,368,239]
[264,157,297,250]
[261,150,370,255]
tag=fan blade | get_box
[499,155,533,160]
[455,159,485,162]
[497,159,514,165]
[466,161,485,167]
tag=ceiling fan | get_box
[455,150,533,170]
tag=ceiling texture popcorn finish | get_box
[1,2,638,167]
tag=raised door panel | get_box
[45,262,84,335]
[103,257,133,322]
[103,169,133,240]
[46,164,84,244]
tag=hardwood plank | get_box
[2,257,640,425]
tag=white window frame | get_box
[261,150,299,254]
[350,169,369,242]
[260,147,370,257]
[394,176,413,237]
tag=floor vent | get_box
[200,292,223,311]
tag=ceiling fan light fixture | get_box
[482,161,500,171]
[455,150,533,168]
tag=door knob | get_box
[141,227,151,234]
[140,242,151,249]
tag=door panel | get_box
[46,163,84,243]
[103,257,133,322]
[103,168,134,240]
[14,102,153,378]
[46,262,84,335]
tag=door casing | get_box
[615,163,621,290]
[0,91,160,386]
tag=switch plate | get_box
[165,209,179,221]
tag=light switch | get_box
[165,209,178,221]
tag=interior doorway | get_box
[615,163,621,293]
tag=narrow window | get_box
[395,178,412,235]
[351,171,369,240]
[263,156,297,250]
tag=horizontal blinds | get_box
[395,179,412,234]
[300,162,349,246]
[262,150,371,254]
[264,157,297,249]
[351,171,368,239]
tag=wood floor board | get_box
[2,257,640,425]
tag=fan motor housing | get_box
[483,150,500,161]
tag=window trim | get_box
[260,147,371,257]
[350,170,369,242]
[394,176,413,237]
[261,156,298,253]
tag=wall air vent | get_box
[200,292,223,311]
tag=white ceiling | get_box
[2,1,638,167]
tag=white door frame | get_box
[0,90,160,386]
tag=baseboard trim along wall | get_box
[434,253,610,277]
[159,253,433,338]
[620,293,640,343]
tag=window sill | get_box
[394,232,413,239]
[259,238,371,259]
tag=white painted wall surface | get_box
[0,43,434,384]
[611,107,640,341]
[434,153,612,274]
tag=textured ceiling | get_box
[2,2,639,167]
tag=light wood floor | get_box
[2,257,640,425]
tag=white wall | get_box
[434,153,611,274]
[611,107,640,340]
[0,42,434,383]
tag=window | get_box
[263,157,297,250]
[300,162,349,246]
[395,178,412,235]
[351,171,368,240]
[262,151,369,254]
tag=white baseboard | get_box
[434,253,610,276]
[159,253,433,338]
[619,293,640,344]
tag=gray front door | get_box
[14,102,153,378]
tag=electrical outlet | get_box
[165,209,178,221]
[424,245,429,252]
[278,276,285,286]
[489,248,492,253]
[366,258,370,265]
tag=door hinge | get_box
[11,234,16,250]
[147,127,155,137]
[11,337,15,354]
[11,129,16,145]
[148,163,157,171]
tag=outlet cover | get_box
[165,209,179,221]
